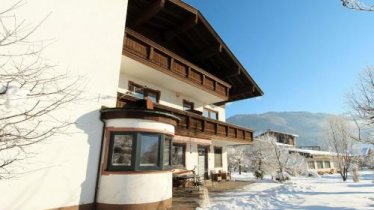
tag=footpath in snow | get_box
[200,171,374,210]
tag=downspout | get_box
[93,114,106,210]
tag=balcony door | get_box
[198,146,208,178]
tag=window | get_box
[214,147,223,168]
[308,161,315,169]
[147,90,159,103]
[324,161,331,168]
[203,108,218,120]
[317,161,323,169]
[139,134,160,167]
[128,81,160,103]
[107,131,172,171]
[183,100,194,111]
[172,143,185,168]
[163,136,172,166]
[128,82,144,99]
[111,134,134,167]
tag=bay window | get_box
[107,131,172,171]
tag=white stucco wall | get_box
[0,0,128,209]
[98,173,172,204]
[175,136,229,174]
[118,73,227,122]
[105,118,175,134]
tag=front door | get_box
[198,146,207,177]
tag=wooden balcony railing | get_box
[117,95,253,142]
[123,28,231,99]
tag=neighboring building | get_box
[256,130,337,174]
[257,129,298,146]
[0,0,263,210]
[289,148,338,174]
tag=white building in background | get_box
[0,0,263,210]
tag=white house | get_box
[0,0,263,209]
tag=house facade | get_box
[0,0,262,210]
[289,148,338,174]
[257,129,298,146]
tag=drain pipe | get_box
[93,114,106,210]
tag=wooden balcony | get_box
[123,28,231,100]
[117,95,253,143]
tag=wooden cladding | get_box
[123,28,231,99]
[117,95,253,142]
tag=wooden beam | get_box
[230,87,256,99]
[131,0,165,27]
[192,44,222,61]
[223,67,241,79]
[164,14,198,40]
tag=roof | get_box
[256,129,299,137]
[125,0,263,104]
[289,148,337,156]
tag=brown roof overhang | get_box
[125,0,264,104]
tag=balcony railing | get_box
[117,94,253,142]
[123,28,231,99]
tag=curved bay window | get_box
[107,131,172,171]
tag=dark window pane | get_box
[140,134,160,166]
[129,84,144,99]
[172,144,185,167]
[324,161,331,168]
[147,91,158,103]
[317,161,323,169]
[183,101,193,111]
[164,137,171,166]
[111,134,133,166]
[214,147,222,167]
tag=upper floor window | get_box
[107,131,171,171]
[183,100,194,111]
[203,108,218,120]
[128,81,160,103]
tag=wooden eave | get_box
[125,0,264,104]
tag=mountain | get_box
[227,112,336,148]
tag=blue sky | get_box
[183,0,374,118]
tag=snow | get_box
[288,148,337,156]
[201,171,374,210]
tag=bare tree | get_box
[286,153,307,177]
[227,145,250,175]
[341,0,374,11]
[0,1,81,179]
[348,67,374,145]
[248,137,275,179]
[256,134,297,182]
[325,117,355,181]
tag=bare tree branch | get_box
[0,1,82,179]
[341,0,374,11]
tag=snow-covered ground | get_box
[202,171,374,210]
